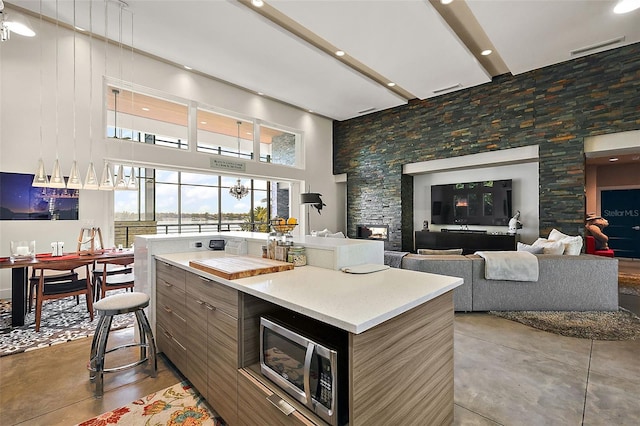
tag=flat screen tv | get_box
[431,179,512,226]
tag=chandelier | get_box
[229,178,249,200]
[229,120,249,199]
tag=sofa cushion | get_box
[417,248,463,255]
[517,242,544,254]
[532,238,565,255]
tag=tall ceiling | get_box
[6,0,640,121]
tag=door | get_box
[601,189,640,258]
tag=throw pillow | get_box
[517,242,544,254]
[548,228,569,241]
[548,228,583,255]
[417,248,463,255]
[560,235,583,256]
[532,238,565,255]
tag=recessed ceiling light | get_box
[184,65,193,70]
[252,0,264,7]
[200,121,207,125]
[257,92,264,96]
[609,157,619,162]
[75,26,86,32]
[308,109,314,113]
[614,0,640,14]
[481,49,492,56]
[142,107,150,111]
[335,50,345,57]
[441,0,454,4]
[387,82,396,87]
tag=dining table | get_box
[0,250,135,327]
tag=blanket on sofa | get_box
[384,251,409,268]
[475,251,539,282]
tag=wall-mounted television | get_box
[356,224,389,241]
[431,179,512,226]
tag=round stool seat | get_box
[94,292,149,314]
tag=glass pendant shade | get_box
[32,158,50,187]
[84,162,99,190]
[114,163,127,190]
[48,158,66,188]
[66,160,83,189]
[99,162,114,190]
[126,166,138,191]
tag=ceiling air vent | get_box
[571,36,625,56]
[433,83,462,94]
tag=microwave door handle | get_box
[303,342,314,407]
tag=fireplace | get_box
[356,224,389,241]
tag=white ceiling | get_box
[6,0,640,121]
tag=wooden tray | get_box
[189,256,294,280]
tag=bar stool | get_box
[88,292,157,398]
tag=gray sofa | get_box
[401,253,619,311]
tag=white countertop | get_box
[155,251,462,334]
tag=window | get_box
[197,109,253,160]
[259,124,301,166]
[114,169,287,235]
[106,85,189,149]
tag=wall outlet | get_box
[190,241,203,248]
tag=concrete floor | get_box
[1,259,638,425]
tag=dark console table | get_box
[415,230,519,254]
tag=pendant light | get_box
[48,0,65,189]
[66,0,82,189]
[125,8,138,191]
[32,0,48,187]
[98,0,113,190]
[83,0,98,189]
[229,121,249,200]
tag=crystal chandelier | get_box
[229,121,249,199]
[229,178,249,200]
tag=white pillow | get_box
[517,242,544,254]
[327,232,346,238]
[560,235,583,256]
[532,238,565,255]
[548,229,583,255]
[548,228,569,241]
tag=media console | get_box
[415,230,518,254]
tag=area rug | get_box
[77,381,225,426]
[0,295,134,357]
[619,272,640,296]
[491,308,640,341]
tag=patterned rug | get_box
[0,294,134,357]
[77,382,225,426]
[491,308,640,340]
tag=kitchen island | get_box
[151,249,461,425]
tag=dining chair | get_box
[95,255,135,301]
[33,259,95,332]
[28,268,78,313]
[91,260,132,299]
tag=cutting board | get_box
[189,256,294,280]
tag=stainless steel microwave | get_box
[260,314,347,426]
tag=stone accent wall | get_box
[272,132,296,166]
[334,43,640,251]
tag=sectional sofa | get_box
[400,253,619,311]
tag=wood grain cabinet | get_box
[237,370,314,426]
[155,261,187,373]
[185,269,239,426]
